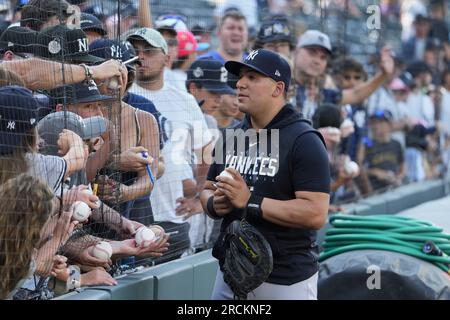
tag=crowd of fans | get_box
[0,0,449,299]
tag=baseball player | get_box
[200,49,331,300]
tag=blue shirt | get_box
[123,92,165,150]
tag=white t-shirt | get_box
[367,87,397,118]
[164,68,188,93]
[130,82,212,223]
[405,91,435,127]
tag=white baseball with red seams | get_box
[92,241,112,261]
[135,227,156,247]
[71,201,91,222]
[344,161,360,176]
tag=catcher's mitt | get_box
[222,219,273,299]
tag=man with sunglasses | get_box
[358,110,405,193]
[332,58,369,162]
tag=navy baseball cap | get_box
[0,26,38,56]
[36,25,105,64]
[0,86,40,155]
[369,109,393,122]
[225,49,291,92]
[48,80,114,107]
[80,13,107,37]
[257,19,294,47]
[187,58,235,95]
[89,38,141,70]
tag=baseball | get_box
[83,188,100,207]
[344,161,360,176]
[107,77,119,90]
[71,201,91,222]
[135,227,156,247]
[150,225,164,239]
[92,241,112,261]
[219,170,234,180]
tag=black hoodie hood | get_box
[241,103,310,130]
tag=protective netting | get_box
[0,0,449,299]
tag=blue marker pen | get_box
[141,151,155,185]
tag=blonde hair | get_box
[0,174,54,299]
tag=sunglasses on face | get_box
[343,74,362,81]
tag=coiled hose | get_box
[319,214,450,273]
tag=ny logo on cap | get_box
[111,45,123,59]
[7,121,15,130]
[273,23,284,34]
[275,70,281,77]
[137,29,147,36]
[247,50,259,61]
[78,38,88,53]
[193,67,204,78]
[318,35,325,43]
[48,39,62,54]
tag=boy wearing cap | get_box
[128,27,214,263]
[294,30,395,119]
[358,110,405,193]
[186,58,235,116]
[200,49,330,299]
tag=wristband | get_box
[246,193,264,220]
[67,265,81,290]
[207,196,221,220]
[80,64,93,83]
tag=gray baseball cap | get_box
[37,111,106,155]
[297,30,332,54]
[127,28,168,54]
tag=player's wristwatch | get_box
[246,193,264,220]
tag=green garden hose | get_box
[319,214,450,273]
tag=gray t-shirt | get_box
[26,153,67,196]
